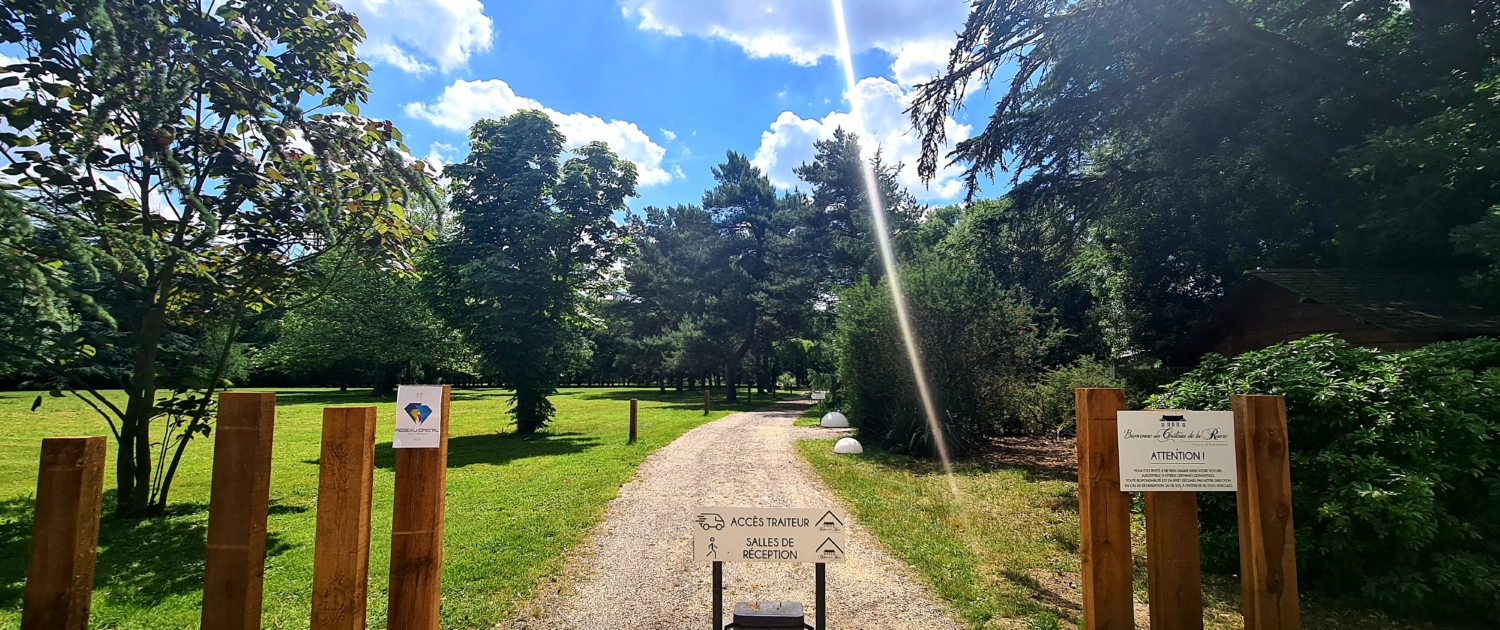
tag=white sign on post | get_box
[692,507,847,563]
[393,385,443,449]
[1116,410,1237,492]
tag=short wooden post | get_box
[629,399,638,444]
[703,389,710,416]
[1232,395,1300,630]
[21,436,106,630]
[388,385,451,630]
[312,407,378,630]
[1145,492,1203,630]
[1075,388,1133,630]
[201,392,277,630]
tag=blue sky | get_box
[349,0,1003,212]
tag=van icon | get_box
[695,513,725,531]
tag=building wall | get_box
[1210,284,1438,356]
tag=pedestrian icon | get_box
[706,537,718,559]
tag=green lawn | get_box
[0,387,776,630]
[797,439,1478,630]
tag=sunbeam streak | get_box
[830,0,960,498]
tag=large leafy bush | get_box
[1150,336,1500,620]
[834,261,1048,454]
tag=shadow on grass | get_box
[0,492,300,611]
[371,430,603,470]
[265,388,505,407]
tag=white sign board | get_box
[692,507,847,563]
[393,385,444,449]
[810,391,827,401]
[1117,411,1237,492]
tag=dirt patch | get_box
[975,436,1078,481]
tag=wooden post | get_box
[629,399,638,444]
[201,392,277,630]
[388,385,450,630]
[1075,388,1133,630]
[1232,395,1300,630]
[21,436,106,630]
[703,389,710,416]
[312,407,378,630]
[1145,492,1203,630]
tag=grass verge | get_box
[797,438,1480,630]
[1,387,777,629]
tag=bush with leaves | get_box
[1013,357,1124,437]
[1149,335,1500,621]
[835,261,1049,455]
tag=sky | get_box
[345,0,1004,212]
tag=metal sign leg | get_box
[816,562,826,629]
[713,561,723,629]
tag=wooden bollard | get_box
[21,436,106,630]
[1146,492,1203,630]
[312,407,378,630]
[201,392,276,630]
[1233,395,1300,630]
[703,389,710,416]
[1075,388,1133,630]
[629,399,638,444]
[388,385,451,630]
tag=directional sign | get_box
[1117,410,1238,491]
[692,507,847,563]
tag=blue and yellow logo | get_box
[404,402,433,425]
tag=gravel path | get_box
[512,401,962,629]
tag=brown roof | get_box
[1246,269,1500,335]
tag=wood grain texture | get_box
[1145,492,1204,630]
[312,407,378,630]
[387,385,450,630]
[201,392,276,630]
[1232,395,1301,630]
[21,436,106,630]
[1075,388,1134,630]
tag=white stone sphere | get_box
[833,437,863,454]
[820,411,849,428]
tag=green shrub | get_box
[834,261,1048,455]
[1013,357,1125,436]
[1149,335,1500,621]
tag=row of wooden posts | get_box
[1075,389,1299,630]
[21,388,454,630]
[21,389,692,630]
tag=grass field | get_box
[797,439,1478,630]
[0,387,778,630]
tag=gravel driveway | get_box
[512,401,961,629]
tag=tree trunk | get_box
[118,298,169,515]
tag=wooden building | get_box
[1167,269,1500,366]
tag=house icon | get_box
[817,511,844,531]
[816,537,845,559]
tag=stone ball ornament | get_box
[833,437,863,455]
[820,411,849,428]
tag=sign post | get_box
[693,506,847,629]
[201,392,276,630]
[629,399,638,444]
[1232,395,1300,630]
[388,385,450,630]
[311,406,378,630]
[21,436,106,630]
[1075,389,1132,630]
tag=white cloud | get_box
[404,79,674,186]
[661,128,677,141]
[343,0,493,74]
[619,0,967,84]
[752,77,969,200]
[890,39,952,87]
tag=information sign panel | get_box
[393,385,444,449]
[692,507,846,563]
[1117,410,1237,491]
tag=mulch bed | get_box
[973,435,1078,481]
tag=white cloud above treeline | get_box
[342,0,493,74]
[617,0,967,87]
[405,79,675,186]
[752,77,971,200]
